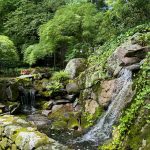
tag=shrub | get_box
[51,70,70,82]
[0,35,19,67]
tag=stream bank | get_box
[0,32,149,150]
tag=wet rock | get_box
[64,94,76,101]
[52,105,64,113]
[85,100,99,115]
[43,101,53,110]
[125,63,140,71]
[42,110,52,117]
[107,37,149,76]
[66,82,79,94]
[98,79,116,107]
[27,114,51,128]
[65,58,87,79]
[53,99,71,105]
[81,69,134,142]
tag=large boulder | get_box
[79,79,116,108]
[66,82,79,94]
[27,114,51,128]
[85,100,99,115]
[76,65,108,90]
[0,79,19,102]
[98,79,116,107]
[65,58,87,79]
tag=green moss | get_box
[12,127,29,140]
[67,117,80,130]
[52,120,68,130]
[0,115,14,124]
[122,106,150,150]
[81,106,103,129]
[42,102,50,110]
[34,131,50,148]
[16,115,27,120]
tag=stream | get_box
[0,69,133,149]
[38,69,133,149]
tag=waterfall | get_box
[19,86,36,113]
[29,89,36,111]
[80,69,133,144]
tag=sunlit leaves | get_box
[0,35,19,66]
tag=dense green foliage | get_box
[88,23,150,67]
[51,71,70,82]
[0,35,19,67]
[3,0,58,53]
[23,0,150,65]
[0,0,149,66]
[0,0,150,149]
[24,3,100,64]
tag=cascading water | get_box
[29,89,36,111]
[18,85,36,113]
[79,69,133,145]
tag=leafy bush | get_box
[51,70,70,82]
[0,35,19,67]
[46,81,63,96]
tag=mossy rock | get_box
[67,116,80,130]
[81,106,104,129]
[65,58,87,79]
[49,107,81,130]
[76,65,108,90]
[0,79,19,101]
[0,115,68,149]
[51,120,68,130]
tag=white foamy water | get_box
[80,69,133,144]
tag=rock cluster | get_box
[107,40,149,76]
[0,115,68,150]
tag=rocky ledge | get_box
[0,115,69,150]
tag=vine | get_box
[100,52,150,150]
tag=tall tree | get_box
[24,3,100,66]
